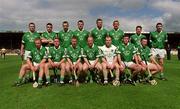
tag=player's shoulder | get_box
[111,44,117,49]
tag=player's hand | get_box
[110,64,114,69]
[89,64,94,69]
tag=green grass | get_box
[0,56,180,109]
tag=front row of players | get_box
[15,35,162,87]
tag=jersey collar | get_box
[78,28,84,32]
[63,29,70,33]
[54,45,60,50]
[96,27,103,31]
[114,28,119,31]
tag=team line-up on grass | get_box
[13,18,168,88]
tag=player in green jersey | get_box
[44,38,66,85]
[21,22,40,61]
[41,23,57,52]
[14,38,47,87]
[109,20,124,46]
[73,20,89,48]
[130,26,146,48]
[66,36,83,86]
[58,21,73,48]
[138,38,161,85]
[91,18,108,46]
[150,23,168,80]
[82,36,102,83]
[117,35,141,85]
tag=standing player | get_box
[82,36,102,83]
[58,21,73,48]
[44,38,66,85]
[41,23,57,52]
[109,20,124,46]
[99,36,120,85]
[21,22,40,61]
[117,35,141,84]
[14,38,47,87]
[91,18,108,47]
[130,26,146,48]
[138,38,162,85]
[150,23,168,80]
[65,36,83,86]
[74,20,89,48]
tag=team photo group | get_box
[14,18,168,88]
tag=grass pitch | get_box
[0,56,180,109]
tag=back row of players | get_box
[15,18,168,87]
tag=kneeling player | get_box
[44,38,66,85]
[82,36,102,83]
[99,36,120,85]
[66,36,83,86]
[14,38,47,87]
[138,38,161,85]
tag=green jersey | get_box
[41,31,57,46]
[138,45,152,61]
[150,31,168,49]
[91,27,108,46]
[130,34,146,47]
[117,43,137,62]
[67,45,81,62]
[73,29,89,47]
[58,30,73,48]
[28,46,47,63]
[22,31,40,51]
[109,29,124,46]
[83,44,100,61]
[48,46,64,62]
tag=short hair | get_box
[87,35,94,41]
[136,26,142,29]
[96,18,103,23]
[46,23,53,26]
[78,20,84,24]
[29,22,35,26]
[141,37,147,41]
[34,38,41,42]
[71,36,77,40]
[54,37,59,41]
[105,35,112,39]
[113,20,119,24]
[156,22,163,26]
[123,35,130,38]
[63,21,69,24]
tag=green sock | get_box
[46,76,50,83]
[60,76,64,82]
[160,73,164,78]
[18,77,23,83]
[38,78,42,84]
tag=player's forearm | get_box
[134,55,139,64]
[59,59,65,64]
[20,44,24,54]
[94,58,99,66]
[84,58,90,66]
[40,59,46,65]
[67,58,73,65]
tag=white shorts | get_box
[123,62,134,68]
[54,62,60,65]
[142,61,150,65]
[24,50,31,60]
[89,60,95,65]
[151,48,166,58]
[33,62,40,67]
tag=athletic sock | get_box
[160,73,164,78]
[46,76,50,83]
[60,76,64,82]
[38,77,42,84]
